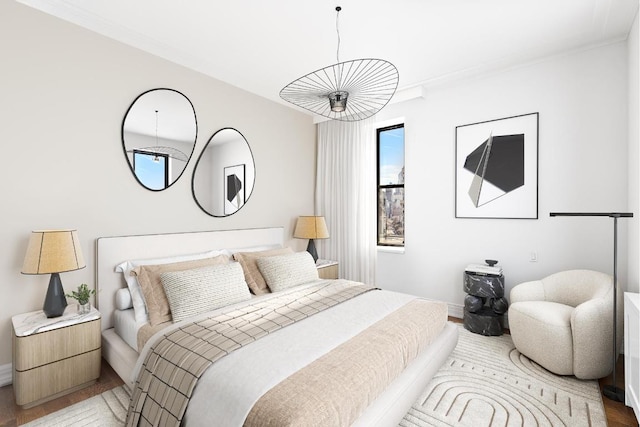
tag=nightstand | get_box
[317,259,339,279]
[12,305,101,408]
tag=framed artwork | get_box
[455,113,538,219]
[224,164,245,215]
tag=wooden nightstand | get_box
[317,259,339,279]
[12,305,101,408]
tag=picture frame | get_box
[224,164,246,215]
[455,113,539,219]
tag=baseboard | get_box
[448,302,463,319]
[0,363,12,387]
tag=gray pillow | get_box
[160,262,251,323]
[257,251,319,292]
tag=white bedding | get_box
[113,308,143,351]
[131,281,435,426]
[99,229,458,426]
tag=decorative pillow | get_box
[115,249,225,323]
[233,247,293,295]
[115,288,133,311]
[132,255,230,326]
[257,251,319,292]
[160,262,251,323]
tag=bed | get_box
[96,227,458,426]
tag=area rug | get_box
[22,326,606,426]
[401,326,607,426]
[22,385,129,426]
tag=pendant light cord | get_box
[336,6,341,63]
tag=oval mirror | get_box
[122,88,197,191]
[192,128,255,217]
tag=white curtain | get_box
[316,118,377,285]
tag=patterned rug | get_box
[22,326,606,426]
[401,326,607,426]
[22,386,128,426]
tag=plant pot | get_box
[78,302,91,314]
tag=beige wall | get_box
[0,2,316,368]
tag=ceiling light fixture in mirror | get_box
[122,88,197,191]
[192,128,255,217]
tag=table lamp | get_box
[294,216,329,262]
[21,229,86,318]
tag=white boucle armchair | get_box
[508,269,623,379]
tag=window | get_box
[133,149,170,190]
[377,124,405,247]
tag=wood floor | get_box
[0,344,637,426]
[0,358,124,427]
[600,361,639,427]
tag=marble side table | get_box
[463,272,508,336]
[12,305,101,408]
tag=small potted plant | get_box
[66,283,95,314]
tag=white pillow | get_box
[160,262,251,323]
[115,288,133,310]
[257,251,319,292]
[115,249,226,323]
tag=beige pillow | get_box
[132,255,229,325]
[233,247,293,294]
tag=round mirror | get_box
[122,88,197,191]
[192,128,255,217]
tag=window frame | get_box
[132,149,170,190]
[376,123,405,248]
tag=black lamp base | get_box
[43,272,68,318]
[603,385,625,402]
[306,239,319,263]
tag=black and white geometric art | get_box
[464,133,525,207]
[456,113,538,219]
[224,164,245,215]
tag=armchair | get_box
[508,269,623,379]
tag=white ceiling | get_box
[17,0,640,117]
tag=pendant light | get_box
[126,108,189,164]
[280,6,399,122]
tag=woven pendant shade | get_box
[280,6,399,122]
[280,58,398,122]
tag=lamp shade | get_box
[294,216,329,240]
[22,230,86,275]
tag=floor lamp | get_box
[550,212,633,402]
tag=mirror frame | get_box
[191,127,256,217]
[121,88,198,192]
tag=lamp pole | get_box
[550,212,633,402]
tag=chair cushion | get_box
[508,301,574,375]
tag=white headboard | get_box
[96,227,284,330]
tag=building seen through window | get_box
[377,124,405,247]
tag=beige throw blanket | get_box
[125,280,377,427]
[245,299,447,427]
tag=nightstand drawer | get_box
[13,348,101,407]
[13,318,101,371]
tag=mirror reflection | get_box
[122,88,197,191]
[192,128,255,217]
